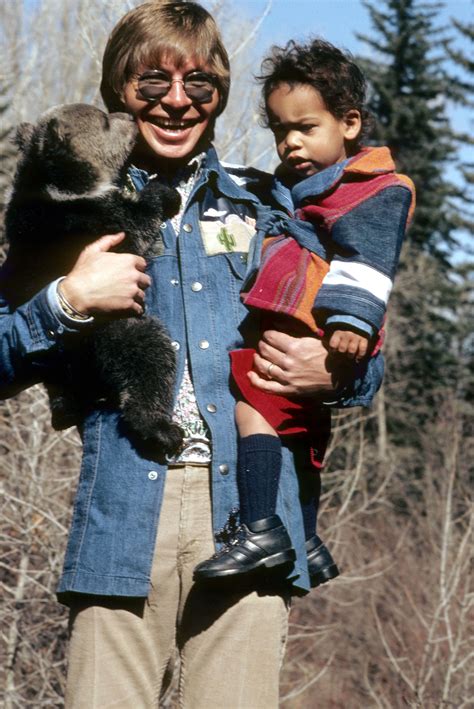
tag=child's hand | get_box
[327,329,369,361]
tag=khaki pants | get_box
[65,465,290,708]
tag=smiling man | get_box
[0,3,382,707]
[122,59,220,165]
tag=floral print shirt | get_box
[150,155,212,465]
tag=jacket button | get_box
[148,471,158,480]
[191,282,203,292]
[199,340,209,349]
[219,464,229,475]
[171,341,180,350]
[171,278,179,286]
[206,403,217,413]
[160,223,167,229]
[183,223,193,233]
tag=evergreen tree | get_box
[356,0,463,458]
[358,0,459,258]
[446,15,474,236]
[447,16,474,101]
[446,16,474,411]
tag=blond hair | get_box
[101,1,230,115]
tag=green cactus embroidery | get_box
[217,226,236,252]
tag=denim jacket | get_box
[0,146,383,597]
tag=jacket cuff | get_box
[324,314,375,337]
[46,279,94,328]
[24,283,89,352]
[315,285,386,332]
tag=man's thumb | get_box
[87,232,126,253]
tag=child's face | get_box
[122,54,220,166]
[267,83,361,179]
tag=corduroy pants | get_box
[65,464,290,708]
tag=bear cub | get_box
[2,103,183,458]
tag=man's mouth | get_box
[150,118,197,133]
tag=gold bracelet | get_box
[57,278,91,321]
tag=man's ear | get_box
[14,122,35,151]
[342,109,362,141]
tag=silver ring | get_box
[266,362,275,379]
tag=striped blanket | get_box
[242,147,415,332]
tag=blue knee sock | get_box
[237,434,282,525]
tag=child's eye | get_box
[300,124,316,133]
[270,125,286,139]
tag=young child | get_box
[194,39,415,585]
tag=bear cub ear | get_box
[14,122,35,151]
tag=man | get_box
[0,3,381,706]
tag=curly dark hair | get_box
[258,38,373,143]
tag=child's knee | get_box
[235,400,277,437]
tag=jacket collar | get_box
[128,144,260,205]
[344,146,395,175]
[128,151,204,191]
[279,146,396,209]
[202,146,261,204]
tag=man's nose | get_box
[161,80,193,109]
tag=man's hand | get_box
[327,329,369,361]
[60,232,151,317]
[248,329,345,397]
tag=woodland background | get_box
[0,0,472,706]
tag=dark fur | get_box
[2,103,183,458]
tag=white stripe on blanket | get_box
[323,260,393,303]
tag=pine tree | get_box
[446,16,474,412]
[356,0,464,458]
[358,0,459,258]
[447,16,474,100]
[446,15,474,235]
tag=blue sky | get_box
[231,0,473,257]
[239,0,472,52]
[236,0,473,135]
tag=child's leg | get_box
[235,400,277,437]
[235,401,282,524]
[299,467,321,541]
[293,445,322,541]
[296,448,339,587]
[193,401,295,581]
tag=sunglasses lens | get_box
[185,86,214,102]
[137,72,169,101]
[136,72,216,103]
[137,84,168,101]
[184,73,215,103]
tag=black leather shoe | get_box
[306,535,340,588]
[193,514,296,581]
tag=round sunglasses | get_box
[136,70,217,104]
